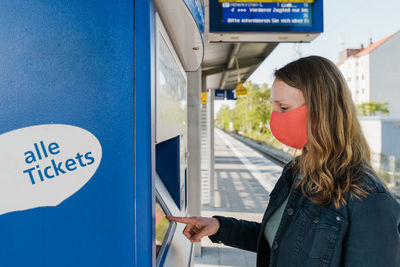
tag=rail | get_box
[222,129,400,202]
[222,130,291,167]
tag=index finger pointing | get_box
[166,216,196,224]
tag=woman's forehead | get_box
[271,79,302,101]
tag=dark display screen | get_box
[155,198,171,257]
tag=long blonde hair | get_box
[275,56,375,209]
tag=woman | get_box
[167,56,400,266]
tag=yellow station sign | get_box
[201,92,207,105]
[235,82,247,96]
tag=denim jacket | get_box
[209,162,400,267]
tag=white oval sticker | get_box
[0,124,102,215]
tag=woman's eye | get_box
[281,107,288,111]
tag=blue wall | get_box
[0,1,135,266]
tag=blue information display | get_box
[209,0,323,33]
[221,2,311,26]
[226,90,237,100]
[215,89,226,100]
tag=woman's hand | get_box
[166,216,220,243]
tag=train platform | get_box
[194,128,283,267]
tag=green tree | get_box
[221,106,233,130]
[357,101,389,116]
[216,105,233,131]
[233,81,273,133]
[216,81,285,148]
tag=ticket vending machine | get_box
[154,13,193,266]
[0,1,203,266]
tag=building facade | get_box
[337,31,400,117]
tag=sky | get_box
[215,0,400,114]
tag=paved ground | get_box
[194,129,283,267]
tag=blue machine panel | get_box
[0,1,135,266]
[135,1,153,266]
[209,0,323,33]
[156,137,181,208]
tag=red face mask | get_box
[270,105,308,149]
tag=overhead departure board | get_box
[208,0,323,34]
[221,2,312,26]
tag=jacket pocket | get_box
[298,205,343,261]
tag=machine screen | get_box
[155,198,171,257]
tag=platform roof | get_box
[201,42,278,90]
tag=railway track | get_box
[222,129,400,202]
[222,130,291,167]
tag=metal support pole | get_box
[208,89,215,208]
[187,70,202,257]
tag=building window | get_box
[356,76,359,80]
[356,90,359,94]
[362,74,364,80]
[362,89,365,94]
